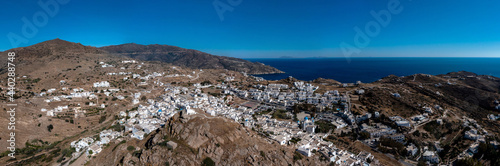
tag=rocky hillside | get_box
[360,72,500,133]
[87,113,325,166]
[100,43,283,75]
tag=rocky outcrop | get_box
[90,115,327,166]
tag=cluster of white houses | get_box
[70,129,122,157]
[96,82,380,165]
[251,113,376,165]
[458,116,494,160]
[38,86,126,117]
[223,83,348,110]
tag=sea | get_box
[247,57,500,83]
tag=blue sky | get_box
[1,0,500,58]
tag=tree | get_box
[359,131,370,140]
[47,124,54,132]
[293,151,303,161]
[202,157,215,166]
[417,160,426,166]
[455,158,482,166]
[99,115,106,123]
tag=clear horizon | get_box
[2,0,500,58]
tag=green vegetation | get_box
[455,157,482,166]
[377,137,406,157]
[292,103,317,114]
[56,147,76,163]
[202,157,215,166]
[7,140,62,164]
[314,120,336,133]
[0,151,11,158]
[289,137,301,144]
[472,142,500,165]
[47,124,54,132]
[272,109,291,119]
[61,148,75,158]
[293,151,303,161]
[127,146,135,151]
[257,108,272,115]
[109,123,125,132]
[423,121,442,139]
[99,115,107,123]
[359,131,370,140]
[25,78,41,84]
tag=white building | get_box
[297,144,313,157]
[122,60,137,63]
[406,143,418,156]
[464,129,481,140]
[87,144,102,156]
[275,135,290,145]
[186,108,197,115]
[93,81,110,88]
[395,120,411,127]
[132,130,146,140]
[423,151,439,163]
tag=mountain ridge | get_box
[100,43,284,74]
[1,39,284,75]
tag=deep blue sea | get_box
[247,58,500,83]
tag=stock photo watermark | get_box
[4,0,69,159]
[340,0,409,62]
[6,52,17,158]
[213,0,243,21]
[7,0,70,48]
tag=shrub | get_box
[315,120,337,133]
[99,115,106,123]
[47,124,54,132]
[272,110,291,119]
[293,151,303,161]
[202,157,215,166]
[127,146,135,151]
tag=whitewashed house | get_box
[93,81,110,88]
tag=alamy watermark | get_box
[340,0,409,62]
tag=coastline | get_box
[247,57,500,83]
